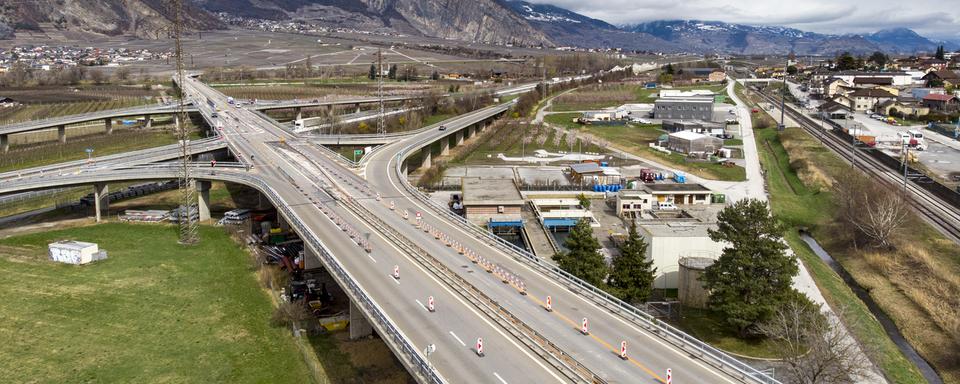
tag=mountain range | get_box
[1,0,954,55]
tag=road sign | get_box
[84,148,94,154]
[354,149,363,156]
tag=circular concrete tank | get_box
[678,257,715,309]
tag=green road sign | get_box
[354,149,364,156]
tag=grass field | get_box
[753,125,928,383]
[449,119,606,165]
[0,223,314,384]
[672,308,781,358]
[0,129,199,173]
[550,83,730,112]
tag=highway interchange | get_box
[0,75,773,384]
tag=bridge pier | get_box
[294,107,302,122]
[440,137,449,156]
[354,103,361,114]
[196,180,211,222]
[57,125,66,143]
[104,118,113,135]
[1,134,7,153]
[143,115,152,129]
[349,300,373,340]
[455,131,463,146]
[400,162,408,176]
[93,183,109,222]
[421,148,432,169]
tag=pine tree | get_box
[553,219,607,287]
[388,64,398,79]
[368,64,376,80]
[936,45,945,60]
[702,199,799,336]
[431,70,439,81]
[608,221,656,303]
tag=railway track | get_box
[756,90,960,243]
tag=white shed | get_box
[48,241,107,265]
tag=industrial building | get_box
[666,131,723,154]
[615,183,714,217]
[461,178,524,228]
[653,96,714,120]
[529,198,598,231]
[567,162,622,186]
[661,120,725,137]
[638,223,725,289]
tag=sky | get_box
[527,0,960,41]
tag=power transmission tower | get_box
[173,0,198,245]
[377,49,385,135]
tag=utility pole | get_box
[377,49,385,136]
[779,58,787,131]
[902,142,910,194]
[172,0,198,245]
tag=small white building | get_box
[48,241,107,265]
[638,223,726,289]
[659,89,716,98]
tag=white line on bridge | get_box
[367,253,377,263]
[392,275,401,285]
[415,299,426,310]
[448,331,466,346]
[493,372,508,384]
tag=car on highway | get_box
[438,125,447,131]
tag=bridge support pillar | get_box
[440,137,449,156]
[57,125,66,143]
[349,300,373,340]
[104,118,113,135]
[93,183,108,222]
[294,107,302,122]
[354,103,361,114]
[196,180,211,222]
[0,134,7,153]
[421,148,432,169]
[400,162,408,176]
[143,116,152,129]
[455,131,463,146]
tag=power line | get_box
[173,0,198,245]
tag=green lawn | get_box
[672,308,781,358]
[753,125,926,384]
[0,223,313,384]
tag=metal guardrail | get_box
[0,103,192,134]
[217,172,447,384]
[392,105,781,384]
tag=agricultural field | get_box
[544,113,745,181]
[0,223,314,384]
[0,128,200,173]
[550,83,729,112]
[215,82,442,101]
[0,99,156,125]
[448,119,607,165]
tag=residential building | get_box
[849,88,897,111]
[922,70,960,87]
[922,93,959,112]
[666,131,723,154]
[875,99,930,117]
[659,89,716,98]
[653,97,714,120]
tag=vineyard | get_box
[0,99,155,125]
[450,119,607,165]
[216,83,441,101]
[551,83,729,112]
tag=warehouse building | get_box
[666,131,723,154]
[653,96,714,120]
[637,222,725,289]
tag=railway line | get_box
[756,90,960,243]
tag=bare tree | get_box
[758,301,874,384]
[831,168,909,248]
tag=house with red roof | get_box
[921,93,959,111]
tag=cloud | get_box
[524,0,960,40]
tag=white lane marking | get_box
[448,331,466,346]
[493,372,508,384]
[367,253,377,263]
[415,299,425,310]
[389,275,401,285]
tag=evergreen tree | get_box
[664,63,675,75]
[553,219,607,287]
[702,199,799,336]
[388,64,398,79]
[936,45,945,60]
[608,221,656,303]
[868,51,888,68]
[431,70,439,81]
[368,64,376,80]
[836,52,858,70]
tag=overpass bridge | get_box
[0,72,779,384]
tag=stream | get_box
[798,231,942,384]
